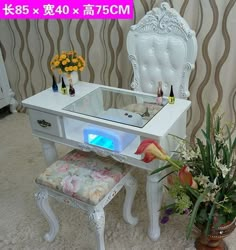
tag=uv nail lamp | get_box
[83,126,136,152]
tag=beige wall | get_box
[0,0,236,141]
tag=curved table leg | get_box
[146,173,163,241]
[39,138,58,166]
[123,174,138,225]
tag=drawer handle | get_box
[37,119,52,128]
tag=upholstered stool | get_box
[35,149,138,250]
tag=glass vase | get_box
[62,71,79,86]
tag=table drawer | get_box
[28,109,63,137]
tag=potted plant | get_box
[135,105,236,249]
[50,51,85,86]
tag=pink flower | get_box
[58,163,69,173]
[178,166,198,189]
[91,169,111,181]
[111,173,123,183]
[135,139,169,162]
[61,175,81,195]
[63,151,82,161]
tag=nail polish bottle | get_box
[168,85,175,104]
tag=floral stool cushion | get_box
[36,149,130,205]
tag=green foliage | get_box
[152,104,236,238]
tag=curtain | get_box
[0,0,235,140]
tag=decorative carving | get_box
[128,55,139,90]
[35,189,48,200]
[179,62,194,98]
[44,187,91,211]
[111,154,127,163]
[88,207,105,232]
[77,141,127,162]
[131,2,194,41]
[127,2,197,98]
[101,182,124,207]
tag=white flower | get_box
[180,147,200,161]
[215,158,230,178]
[214,132,225,144]
[203,192,216,202]
[219,164,230,178]
[208,177,219,189]
[196,174,209,187]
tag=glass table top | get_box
[63,87,167,128]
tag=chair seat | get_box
[36,149,131,205]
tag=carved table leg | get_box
[39,138,58,166]
[88,207,105,250]
[123,174,138,225]
[9,88,18,113]
[146,173,163,241]
[35,189,59,242]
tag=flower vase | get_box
[62,71,79,86]
[195,219,236,250]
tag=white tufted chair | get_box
[127,2,197,154]
[127,2,197,156]
[127,2,197,99]
[126,2,197,241]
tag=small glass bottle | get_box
[69,83,75,96]
[168,85,175,104]
[52,74,58,92]
[156,81,163,105]
[61,77,67,95]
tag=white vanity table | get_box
[22,81,191,241]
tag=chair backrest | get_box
[127,2,197,98]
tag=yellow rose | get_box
[78,56,85,64]
[60,54,66,60]
[68,66,73,71]
[72,58,78,63]
[66,58,70,63]
[62,60,67,65]
[65,67,69,72]
[73,66,78,71]
[54,61,60,67]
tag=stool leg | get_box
[88,207,105,250]
[123,175,138,225]
[35,189,59,242]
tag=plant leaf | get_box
[150,164,172,175]
[186,188,209,239]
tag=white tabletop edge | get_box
[22,82,191,139]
